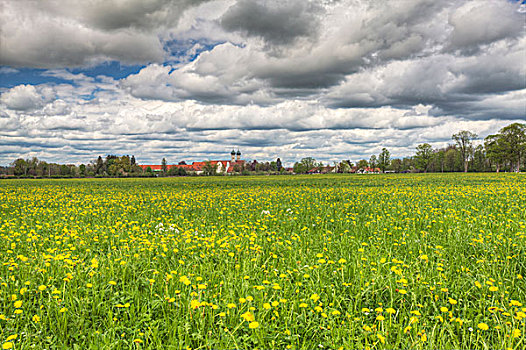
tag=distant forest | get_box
[1,122,524,178]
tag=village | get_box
[138,149,382,176]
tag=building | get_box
[139,150,246,175]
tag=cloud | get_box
[0,0,212,68]
[325,35,526,119]
[0,85,55,111]
[220,0,321,45]
[447,0,524,51]
[0,67,19,74]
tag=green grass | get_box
[0,174,525,349]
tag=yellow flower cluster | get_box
[0,174,524,348]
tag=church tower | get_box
[231,149,236,162]
[236,149,241,162]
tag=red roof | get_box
[140,160,241,172]
[227,160,245,173]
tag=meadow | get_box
[0,174,525,349]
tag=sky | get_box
[0,0,525,166]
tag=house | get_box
[356,167,381,174]
[307,166,336,174]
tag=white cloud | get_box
[0,85,55,110]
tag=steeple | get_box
[236,149,241,161]
[231,149,236,162]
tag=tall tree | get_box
[498,123,526,172]
[378,148,390,172]
[131,155,136,166]
[484,134,506,172]
[434,149,446,173]
[96,156,104,175]
[452,130,477,173]
[415,143,433,173]
[276,158,282,171]
[369,155,377,169]
[161,158,167,174]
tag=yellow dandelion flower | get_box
[190,300,201,309]
[477,323,489,330]
[241,311,255,322]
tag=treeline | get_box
[0,155,149,178]
[324,122,525,174]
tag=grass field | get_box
[1,174,525,349]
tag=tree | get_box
[378,148,390,172]
[452,130,477,172]
[498,123,526,172]
[369,155,377,169]
[401,157,415,172]
[161,158,167,174]
[130,155,136,166]
[444,147,462,172]
[293,162,306,174]
[338,161,350,173]
[434,149,445,173]
[472,145,486,172]
[415,143,433,173]
[96,156,104,175]
[300,157,317,172]
[484,134,506,172]
[202,161,217,176]
[276,158,282,171]
[79,164,86,176]
[390,158,402,173]
[357,159,368,169]
[12,158,28,176]
[168,166,186,176]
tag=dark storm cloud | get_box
[220,0,321,45]
[0,0,212,68]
